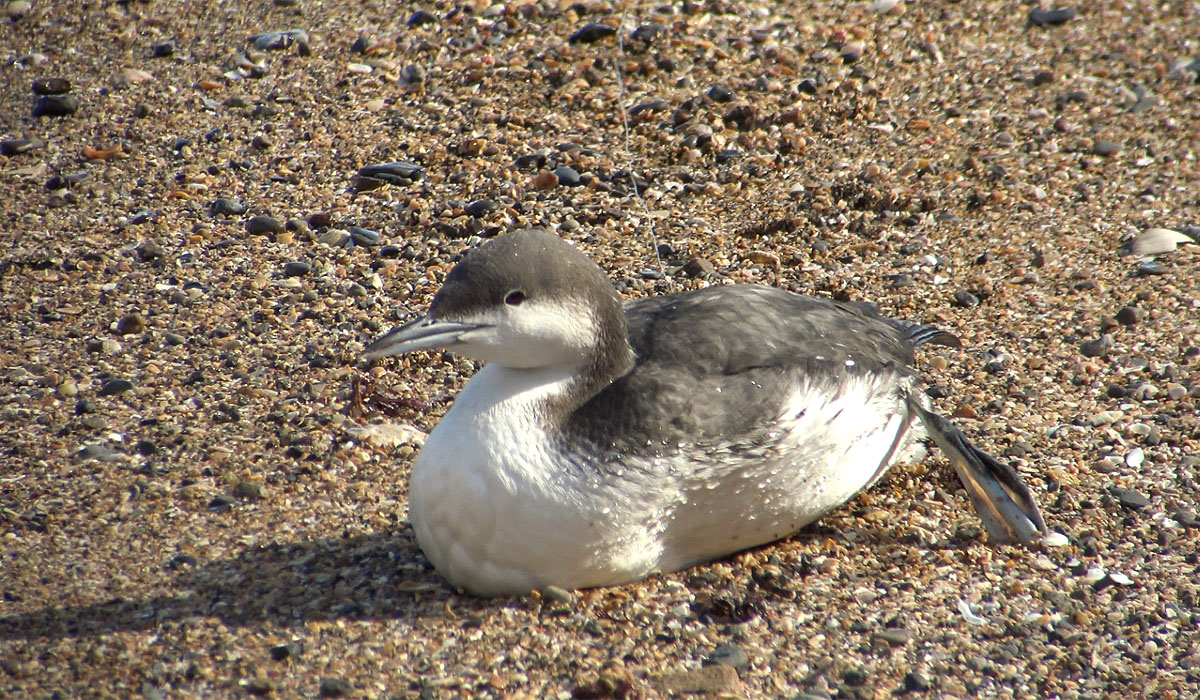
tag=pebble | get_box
[707,84,735,103]
[211,198,246,216]
[1174,509,1199,528]
[1079,335,1113,358]
[246,216,285,235]
[1029,7,1077,26]
[657,665,739,695]
[32,94,80,117]
[1032,69,1055,86]
[841,41,864,63]
[903,672,932,692]
[533,171,559,189]
[354,161,424,188]
[283,261,312,277]
[75,444,117,461]
[151,42,175,58]
[540,585,574,604]
[1135,261,1168,276]
[407,9,438,26]
[0,139,36,156]
[953,290,980,308]
[705,643,749,671]
[7,1,32,18]
[552,166,582,186]
[233,480,268,501]
[208,494,236,512]
[466,200,498,218]
[250,29,310,53]
[99,378,135,396]
[1111,487,1149,510]
[349,226,383,246]
[32,77,71,95]
[568,23,617,44]
[1115,306,1142,325]
[270,641,303,661]
[872,629,912,647]
[683,257,714,277]
[319,677,353,697]
[116,313,146,335]
[1092,140,1121,157]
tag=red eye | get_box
[504,290,526,306]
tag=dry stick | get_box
[612,0,665,276]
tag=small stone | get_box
[1041,532,1070,547]
[797,78,818,94]
[533,171,559,189]
[75,444,117,461]
[211,198,246,216]
[319,677,353,697]
[283,261,311,277]
[208,494,237,512]
[250,29,310,52]
[32,77,71,95]
[246,216,285,235]
[151,42,175,58]
[354,161,424,189]
[1115,306,1142,325]
[842,669,869,686]
[234,480,268,501]
[1111,488,1149,510]
[568,23,617,44]
[269,641,303,661]
[7,1,32,19]
[32,94,80,117]
[245,678,275,696]
[466,200,498,218]
[705,643,750,671]
[1174,509,1199,528]
[1029,7,1077,26]
[0,139,36,156]
[1032,69,1055,85]
[1092,140,1121,157]
[251,134,272,150]
[408,9,438,26]
[871,629,912,647]
[707,84,735,103]
[841,41,864,63]
[164,332,186,346]
[552,166,582,186]
[116,313,146,335]
[953,290,980,308]
[683,257,715,277]
[349,226,383,246]
[657,665,739,695]
[99,378,135,396]
[903,671,931,692]
[1079,335,1113,358]
[541,585,573,604]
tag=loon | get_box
[363,229,1045,596]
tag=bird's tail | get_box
[908,395,1046,545]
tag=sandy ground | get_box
[1,0,1199,697]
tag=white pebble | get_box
[1125,448,1145,468]
[957,599,988,626]
[1041,531,1070,547]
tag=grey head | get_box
[363,230,635,391]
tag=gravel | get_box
[1,0,1198,698]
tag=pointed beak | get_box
[362,315,490,360]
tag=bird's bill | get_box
[362,315,489,360]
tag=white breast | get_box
[409,365,926,595]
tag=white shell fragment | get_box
[1127,228,1195,257]
[346,423,428,447]
[957,599,989,626]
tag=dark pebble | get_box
[81,415,106,430]
[349,226,383,246]
[1092,140,1121,156]
[32,77,71,95]
[355,161,424,187]
[1111,487,1149,510]
[32,94,80,117]
[953,290,980,308]
[210,198,246,216]
[1033,69,1055,85]
[250,29,310,52]
[116,313,146,335]
[136,440,158,456]
[1079,335,1113,358]
[466,200,499,218]
[0,139,36,156]
[75,444,116,461]
[1115,306,1142,326]
[164,332,186,346]
[270,641,303,661]
[707,84,735,103]
[208,494,236,512]
[1029,7,1077,26]
[283,261,312,277]
[151,42,175,58]
[903,671,931,692]
[251,134,272,150]
[99,378,135,396]
[872,629,912,647]
[629,100,669,117]
[1106,384,1126,399]
[639,268,663,280]
[308,212,333,228]
[245,678,275,696]
[246,216,285,235]
[552,166,582,186]
[797,78,818,94]
[1174,509,1199,528]
[568,23,617,44]
[1136,261,1167,276]
[319,677,353,697]
[631,23,664,43]
[408,9,438,26]
[378,245,402,258]
[705,643,749,671]
[842,669,868,687]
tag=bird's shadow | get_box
[0,529,471,641]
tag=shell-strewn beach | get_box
[1,0,1198,697]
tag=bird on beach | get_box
[363,229,1046,596]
